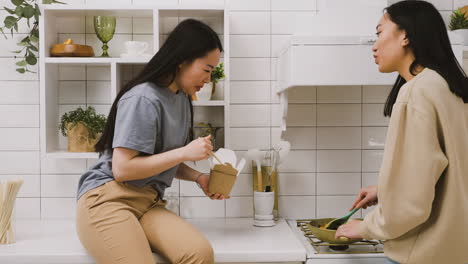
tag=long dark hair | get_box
[95,19,223,153]
[383,0,468,116]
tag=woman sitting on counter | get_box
[75,19,226,264]
[335,1,468,264]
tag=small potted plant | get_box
[194,63,225,101]
[449,8,468,45]
[196,122,220,149]
[59,106,107,152]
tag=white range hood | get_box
[276,34,464,131]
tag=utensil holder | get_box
[252,162,279,219]
[253,191,275,227]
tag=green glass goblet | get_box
[93,16,116,57]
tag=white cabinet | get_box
[276,34,464,131]
[39,5,230,159]
[277,35,397,93]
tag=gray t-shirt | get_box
[77,82,191,200]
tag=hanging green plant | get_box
[0,0,65,74]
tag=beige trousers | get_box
[76,180,214,264]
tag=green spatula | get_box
[324,207,359,230]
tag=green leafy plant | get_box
[211,62,225,84]
[59,106,107,139]
[449,9,468,31]
[0,0,65,74]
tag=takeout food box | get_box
[207,148,245,196]
[208,163,238,196]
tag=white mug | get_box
[124,41,148,55]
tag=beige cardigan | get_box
[358,68,468,264]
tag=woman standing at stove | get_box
[335,1,468,264]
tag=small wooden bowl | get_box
[50,44,94,57]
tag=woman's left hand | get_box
[335,219,364,239]
[196,174,230,200]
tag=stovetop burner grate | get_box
[296,219,384,254]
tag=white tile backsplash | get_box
[86,66,111,81]
[279,196,316,219]
[230,105,270,127]
[59,81,86,104]
[180,180,205,197]
[86,81,112,104]
[317,150,361,173]
[231,58,271,80]
[230,12,270,35]
[41,175,80,198]
[278,173,316,195]
[317,173,361,195]
[230,127,270,150]
[230,35,270,58]
[0,105,39,127]
[133,17,154,34]
[0,34,28,57]
[274,127,317,150]
[229,0,270,10]
[363,86,392,103]
[317,104,361,126]
[362,127,387,149]
[288,86,317,103]
[0,128,39,151]
[362,104,389,126]
[317,127,361,149]
[41,198,76,219]
[226,196,254,217]
[316,195,357,218]
[230,81,271,104]
[0,81,39,104]
[0,175,40,198]
[3,0,454,220]
[362,150,384,172]
[16,198,41,219]
[180,197,225,218]
[278,150,316,172]
[362,172,379,187]
[317,86,361,103]
[0,152,40,174]
[59,65,86,81]
[229,173,252,196]
[271,11,317,34]
[271,0,317,11]
[282,104,317,127]
[41,159,88,174]
[57,16,86,34]
[0,58,38,80]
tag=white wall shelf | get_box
[39,5,230,159]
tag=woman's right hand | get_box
[350,185,378,210]
[182,135,213,162]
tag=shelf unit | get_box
[39,4,230,159]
